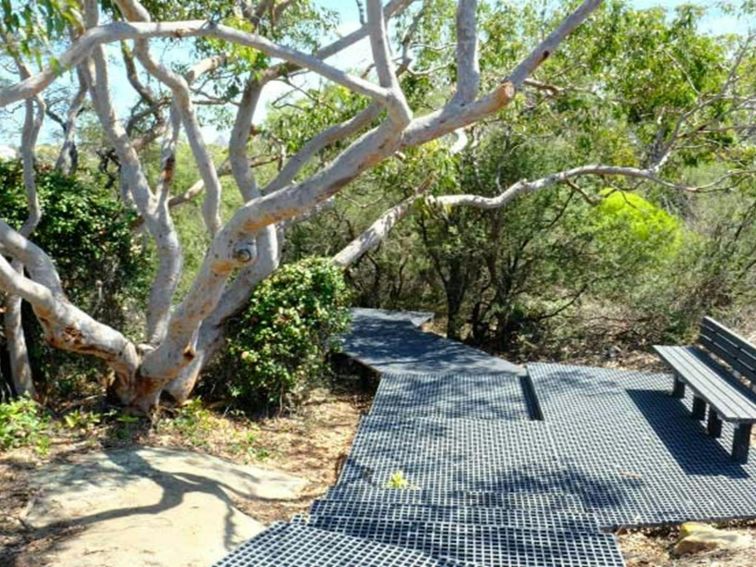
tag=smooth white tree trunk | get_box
[0,0,611,411]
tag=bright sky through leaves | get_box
[0,0,751,147]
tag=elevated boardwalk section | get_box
[216,310,756,566]
[342,308,524,376]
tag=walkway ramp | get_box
[342,308,524,375]
[216,357,626,566]
[217,311,756,565]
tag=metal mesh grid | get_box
[529,363,756,527]
[370,373,530,420]
[217,356,756,565]
[309,499,599,533]
[309,515,625,567]
[341,416,566,493]
[324,484,587,511]
[341,308,523,375]
[212,522,454,567]
[339,457,566,495]
[349,416,559,461]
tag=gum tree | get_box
[0,0,748,412]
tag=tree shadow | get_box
[627,389,749,479]
[5,447,299,566]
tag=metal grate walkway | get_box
[216,373,625,564]
[215,310,756,565]
[530,363,756,527]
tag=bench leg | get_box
[671,376,686,399]
[691,396,706,420]
[732,424,752,464]
[707,410,722,438]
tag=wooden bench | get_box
[654,317,756,463]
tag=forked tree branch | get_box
[82,0,183,345]
[117,0,225,235]
[0,0,604,412]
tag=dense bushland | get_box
[0,161,149,400]
[277,2,755,361]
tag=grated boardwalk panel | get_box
[341,308,523,375]
[324,484,587,511]
[342,416,566,493]
[370,373,530,420]
[212,522,456,567]
[310,515,625,567]
[529,363,756,527]
[349,416,559,461]
[309,499,599,533]
[219,329,756,566]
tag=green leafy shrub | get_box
[0,397,50,454]
[593,190,683,261]
[221,258,351,411]
[0,161,147,307]
[0,161,149,398]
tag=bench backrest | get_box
[698,317,756,385]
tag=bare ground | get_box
[619,523,756,567]
[0,378,372,565]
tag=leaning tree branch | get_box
[403,0,602,148]
[332,157,724,270]
[0,221,63,296]
[163,76,278,403]
[0,20,397,109]
[0,0,603,412]
[427,164,699,210]
[2,55,46,397]
[264,104,383,193]
[333,177,434,267]
[160,0,418,400]
[0,52,139,395]
[366,0,411,125]
[82,1,183,346]
[121,42,164,129]
[0,253,141,400]
[140,20,424,393]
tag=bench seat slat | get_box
[700,326,756,367]
[654,348,738,415]
[699,325,756,373]
[661,348,755,418]
[700,318,756,386]
[654,345,756,422]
